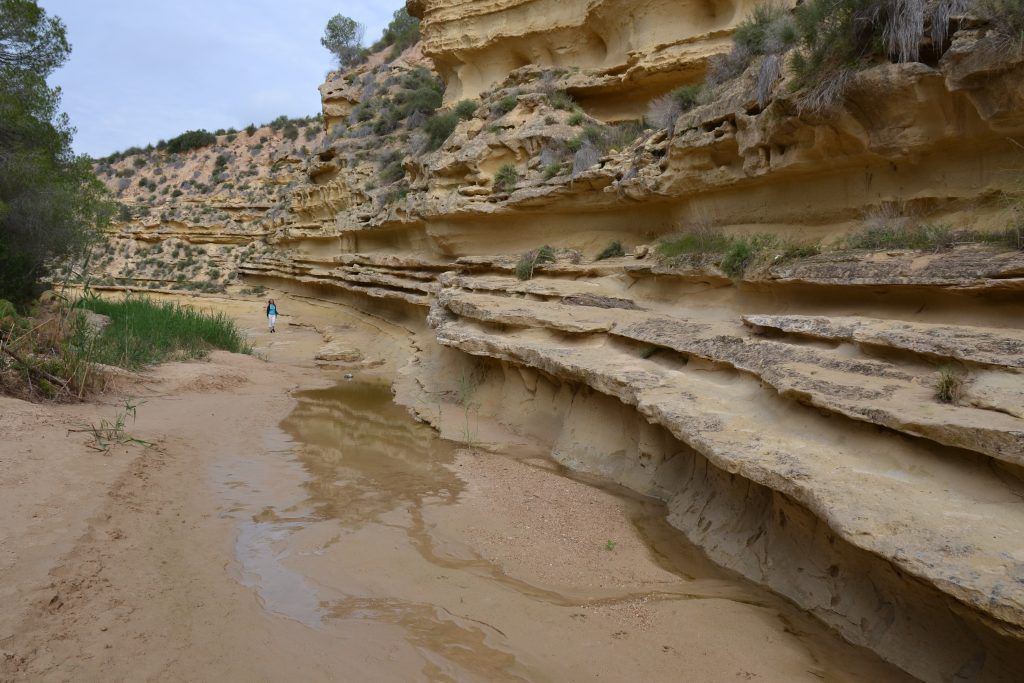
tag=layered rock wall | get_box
[410,0,761,117]
[88,3,1024,679]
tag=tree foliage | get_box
[381,8,420,57]
[321,13,365,68]
[0,0,112,306]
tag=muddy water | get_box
[212,380,911,682]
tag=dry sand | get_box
[0,291,909,681]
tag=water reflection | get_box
[280,381,463,526]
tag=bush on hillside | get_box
[164,129,216,154]
[424,111,459,150]
[493,95,518,116]
[454,99,478,120]
[376,8,420,58]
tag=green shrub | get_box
[543,162,564,180]
[672,84,704,110]
[657,228,795,276]
[976,224,1024,250]
[515,245,556,280]
[394,85,443,118]
[424,112,459,150]
[734,3,797,55]
[376,8,420,57]
[549,91,576,111]
[568,112,584,126]
[720,239,756,276]
[282,123,299,141]
[380,160,405,184]
[493,163,518,193]
[595,240,625,260]
[373,115,398,135]
[164,130,217,154]
[707,3,796,87]
[581,125,604,146]
[454,99,478,120]
[780,242,822,260]
[493,95,518,116]
[845,221,955,250]
[355,103,375,122]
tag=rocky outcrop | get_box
[410,0,752,116]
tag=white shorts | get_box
[268,314,277,328]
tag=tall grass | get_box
[2,295,251,400]
[77,296,251,369]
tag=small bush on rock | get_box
[423,112,459,150]
[935,366,965,403]
[548,91,576,111]
[515,245,556,280]
[543,162,565,180]
[493,163,518,193]
[493,95,518,116]
[454,100,478,120]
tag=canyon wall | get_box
[88,3,1024,679]
[409,0,761,118]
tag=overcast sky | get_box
[41,0,404,157]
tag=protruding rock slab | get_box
[440,273,639,308]
[440,287,1024,466]
[743,314,1024,370]
[433,315,1024,643]
[756,247,1024,290]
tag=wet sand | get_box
[0,292,911,681]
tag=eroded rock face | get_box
[88,8,1024,680]
[425,268,1024,680]
[411,0,756,116]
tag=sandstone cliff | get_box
[83,2,1024,679]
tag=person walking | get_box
[266,298,278,333]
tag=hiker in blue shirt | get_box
[266,299,278,333]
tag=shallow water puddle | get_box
[211,380,910,682]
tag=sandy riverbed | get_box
[0,292,909,681]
